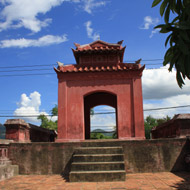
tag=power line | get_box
[0,109,52,112]
[0,63,165,73]
[0,115,54,118]
[144,105,190,111]
[93,112,115,115]
[0,68,168,77]
[144,63,163,65]
[0,73,55,77]
[0,104,187,113]
[0,64,55,69]
[0,68,52,73]
[125,59,163,62]
[0,59,164,69]
[142,59,163,62]
[0,105,189,118]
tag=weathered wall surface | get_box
[122,138,190,173]
[8,138,190,175]
[8,142,81,175]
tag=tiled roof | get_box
[72,47,125,53]
[55,63,144,73]
[73,40,125,53]
[72,40,126,64]
[151,114,190,131]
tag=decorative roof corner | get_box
[135,59,142,64]
[140,64,145,71]
[117,40,124,45]
[57,61,64,67]
[74,43,80,48]
[54,66,61,73]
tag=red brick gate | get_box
[55,40,145,141]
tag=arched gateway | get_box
[84,91,117,139]
[54,40,145,142]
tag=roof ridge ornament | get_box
[135,59,142,64]
[74,43,80,48]
[57,61,64,67]
[117,40,124,45]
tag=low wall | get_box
[7,138,190,175]
[122,138,190,173]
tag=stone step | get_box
[0,159,12,166]
[69,146,126,182]
[74,147,123,155]
[73,154,124,162]
[70,170,126,182]
[0,165,19,181]
[71,161,125,171]
[81,141,122,147]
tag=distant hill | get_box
[92,129,106,133]
[91,128,115,137]
[0,124,6,139]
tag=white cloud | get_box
[84,20,100,40]
[142,66,190,100]
[140,16,159,30]
[14,91,57,123]
[142,66,190,118]
[140,16,160,38]
[82,0,106,14]
[0,0,106,32]
[91,106,116,131]
[0,34,68,48]
[0,0,67,32]
[143,94,190,119]
[149,28,160,38]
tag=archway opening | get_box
[84,91,118,139]
[90,105,117,139]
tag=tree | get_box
[90,132,105,139]
[90,108,94,116]
[37,105,58,130]
[112,126,117,139]
[51,104,58,116]
[144,115,171,139]
[152,0,190,88]
[157,115,171,125]
[37,114,57,130]
[144,116,158,139]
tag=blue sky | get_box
[0,0,190,130]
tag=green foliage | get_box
[38,115,57,130]
[157,115,171,125]
[91,133,106,139]
[90,108,94,116]
[37,105,58,130]
[112,126,117,139]
[152,0,190,88]
[144,115,171,139]
[90,132,114,139]
[51,105,58,116]
[112,132,117,139]
[144,116,158,139]
[37,114,57,130]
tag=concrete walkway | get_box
[0,172,189,190]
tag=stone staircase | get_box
[69,145,126,182]
[0,158,19,181]
[0,145,19,181]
